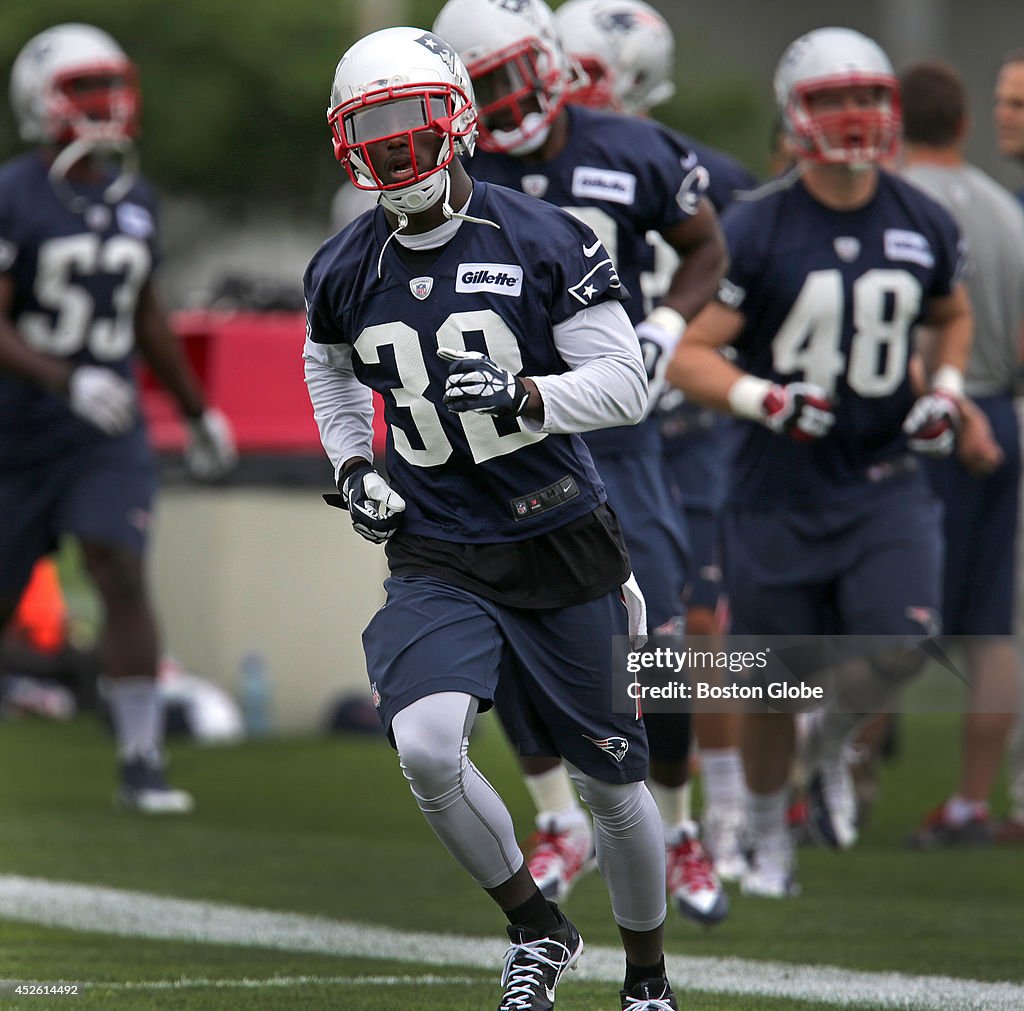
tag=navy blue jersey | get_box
[305,180,628,542]
[720,170,964,509]
[469,105,709,458]
[0,151,159,467]
[654,138,756,505]
[686,138,759,216]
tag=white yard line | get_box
[1,874,1021,1010]
[3,975,483,992]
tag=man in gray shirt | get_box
[995,49,1024,208]
[900,59,1024,847]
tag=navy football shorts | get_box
[0,435,158,595]
[362,574,650,784]
[926,393,1020,635]
[594,449,689,629]
[681,505,722,613]
[722,478,944,637]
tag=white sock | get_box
[747,785,789,840]
[649,780,692,837]
[818,710,861,762]
[700,747,745,812]
[105,677,162,760]
[525,764,583,825]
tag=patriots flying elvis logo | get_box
[583,734,629,762]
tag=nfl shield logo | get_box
[410,276,434,300]
[522,174,549,198]
[833,237,861,262]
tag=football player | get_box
[303,27,677,1010]
[0,24,237,812]
[667,27,972,896]
[432,0,727,940]
[557,0,758,896]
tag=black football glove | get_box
[323,462,406,543]
[437,347,530,417]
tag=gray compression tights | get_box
[390,692,666,930]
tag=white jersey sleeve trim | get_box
[302,336,375,481]
[524,300,648,434]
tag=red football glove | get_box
[761,382,835,442]
[902,391,960,457]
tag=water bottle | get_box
[239,651,271,737]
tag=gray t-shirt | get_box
[902,162,1024,396]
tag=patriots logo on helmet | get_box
[597,12,639,34]
[415,33,459,76]
[583,734,629,762]
[596,9,662,34]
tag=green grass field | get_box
[1,710,1022,1010]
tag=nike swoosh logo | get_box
[583,239,602,257]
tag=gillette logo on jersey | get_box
[883,229,934,268]
[571,167,637,205]
[456,263,524,296]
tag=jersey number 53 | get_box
[19,233,151,361]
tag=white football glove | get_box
[67,365,136,436]
[185,408,238,480]
[324,463,407,544]
[437,346,530,417]
[635,308,686,414]
[902,390,960,457]
[761,382,836,441]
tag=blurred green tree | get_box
[0,0,365,213]
[0,0,769,216]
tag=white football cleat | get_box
[117,755,194,814]
[702,805,747,882]
[666,823,729,924]
[807,757,859,850]
[525,812,597,904]
[741,831,800,898]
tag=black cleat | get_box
[498,902,583,1010]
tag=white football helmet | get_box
[433,0,573,155]
[10,24,140,149]
[328,27,477,216]
[774,27,900,166]
[555,0,676,115]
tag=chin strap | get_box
[439,171,501,230]
[376,173,500,278]
[376,210,410,278]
